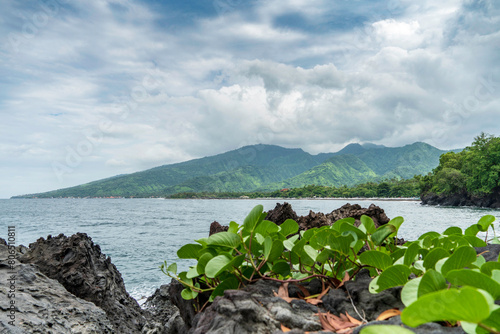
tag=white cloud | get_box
[0,0,499,197]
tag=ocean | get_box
[1,198,498,303]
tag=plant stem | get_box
[478,322,500,334]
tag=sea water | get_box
[1,198,498,303]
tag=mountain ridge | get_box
[13,142,451,198]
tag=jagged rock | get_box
[189,280,323,334]
[19,233,147,333]
[141,283,186,334]
[297,211,332,230]
[169,280,197,332]
[209,221,229,236]
[328,203,390,228]
[322,269,404,321]
[265,202,299,226]
[293,203,390,231]
[0,239,115,333]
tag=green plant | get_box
[161,204,405,305]
[161,206,500,333]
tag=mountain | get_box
[13,142,449,198]
[14,145,333,198]
[261,142,447,190]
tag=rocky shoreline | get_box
[1,203,498,333]
[421,188,500,209]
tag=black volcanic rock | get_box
[209,221,229,236]
[19,233,147,333]
[0,238,115,333]
[265,202,299,225]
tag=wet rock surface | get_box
[0,239,115,334]
[19,233,147,333]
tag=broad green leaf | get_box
[463,235,487,247]
[283,234,299,251]
[391,248,406,263]
[195,237,208,247]
[255,220,279,237]
[177,244,203,259]
[491,236,500,245]
[178,272,193,286]
[360,215,376,234]
[360,325,414,334]
[359,250,392,270]
[263,236,272,260]
[302,228,317,242]
[464,224,480,236]
[303,245,318,262]
[446,269,500,299]
[332,217,355,232]
[228,221,239,233]
[492,270,500,283]
[243,205,264,233]
[418,231,440,240]
[404,242,421,267]
[369,265,411,293]
[371,225,397,246]
[310,230,337,250]
[210,276,239,301]
[317,249,334,263]
[388,216,405,237]
[440,245,477,276]
[205,254,232,278]
[272,260,291,277]
[401,277,422,307]
[443,226,463,236]
[268,239,284,262]
[181,288,198,300]
[186,266,200,279]
[477,215,496,232]
[418,269,446,297]
[330,234,354,255]
[419,235,433,249]
[423,247,449,270]
[472,255,486,269]
[197,252,214,275]
[401,287,492,327]
[339,223,366,240]
[481,262,500,276]
[207,231,241,249]
[279,219,299,237]
[413,260,425,272]
[167,262,177,275]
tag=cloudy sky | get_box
[1,0,499,198]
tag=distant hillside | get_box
[14,145,332,198]
[13,142,449,198]
[261,142,447,190]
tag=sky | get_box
[0,0,499,198]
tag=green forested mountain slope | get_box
[13,142,449,198]
[260,154,378,190]
[14,145,333,198]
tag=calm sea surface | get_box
[1,198,498,302]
